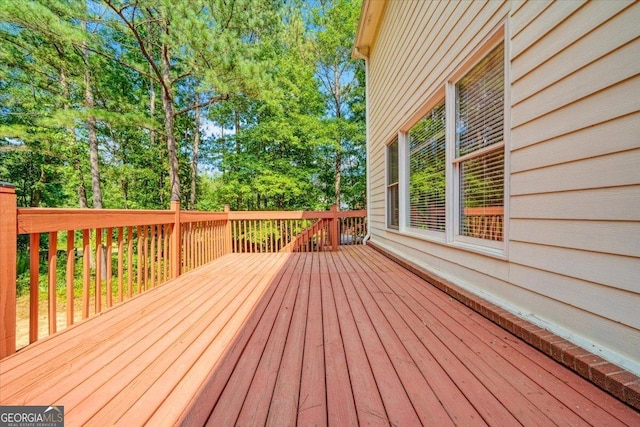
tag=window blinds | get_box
[408,100,446,232]
[460,150,504,210]
[456,43,505,157]
[455,43,505,241]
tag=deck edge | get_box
[367,241,640,412]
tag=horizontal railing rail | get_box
[16,208,175,234]
[0,184,367,358]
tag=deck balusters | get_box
[127,227,134,298]
[106,228,113,307]
[117,227,124,303]
[136,226,143,295]
[96,228,102,313]
[48,231,57,335]
[66,230,74,326]
[29,233,39,343]
[0,197,365,355]
[150,225,156,288]
[82,229,90,319]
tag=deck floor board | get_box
[100,256,285,426]
[61,255,270,423]
[337,250,485,425]
[320,252,360,426]
[1,246,638,426]
[326,253,387,426]
[297,254,327,426]
[231,251,304,427]
[381,260,565,424]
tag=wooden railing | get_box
[179,209,230,273]
[8,203,182,353]
[463,207,504,241]
[280,218,331,252]
[228,206,366,253]
[338,211,369,245]
[0,183,366,357]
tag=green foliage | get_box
[205,0,366,211]
[1,0,366,211]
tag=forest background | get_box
[0,0,365,213]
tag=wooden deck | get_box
[1,246,638,426]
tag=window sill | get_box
[450,239,507,260]
[385,227,508,260]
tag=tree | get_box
[1,0,366,212]
[0,0,90,207]
[102,0,278,203]
[312,0,363,208]
[206,2,330,211]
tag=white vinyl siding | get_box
[364,0,640,374]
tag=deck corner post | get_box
[171,201,181,279]
[0,182,17,358]
[330,204,339,252]
[224,205,232,254]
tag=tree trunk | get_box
[148,28,164,207]
[335,148,341,208]
[31,168,45,207]
[161,39,180,202]
[121,178,128,208]
[234,108,242,208]
[189,96,201,209]
[83,29,102,209]
[333,62,342,209]
[60,65,88,208]
[150,77,156,148]
[71,155,89,209]
[85,76,102,209]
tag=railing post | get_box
[330,204,339,252]
[0,182,17,358]
[170,201,181,279]
[224,205,232,254]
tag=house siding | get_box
[366,0,640,374]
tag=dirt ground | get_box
[15,292,130,350]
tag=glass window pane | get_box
[388,138,399,185]
[408,100,446,232]
[387,137,399,229]
[456,43,504,157]
[455,41,505,242]
[387,183,399,229]
[459,149,504,240]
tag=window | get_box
[408,100,446,232]
[387,137,399,229]
[454,42,504,241]
[398,37,505,247]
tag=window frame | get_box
[404,96,448,240]
[450,39,507,251]
[396,26,509,256]
[386,136,400,230]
